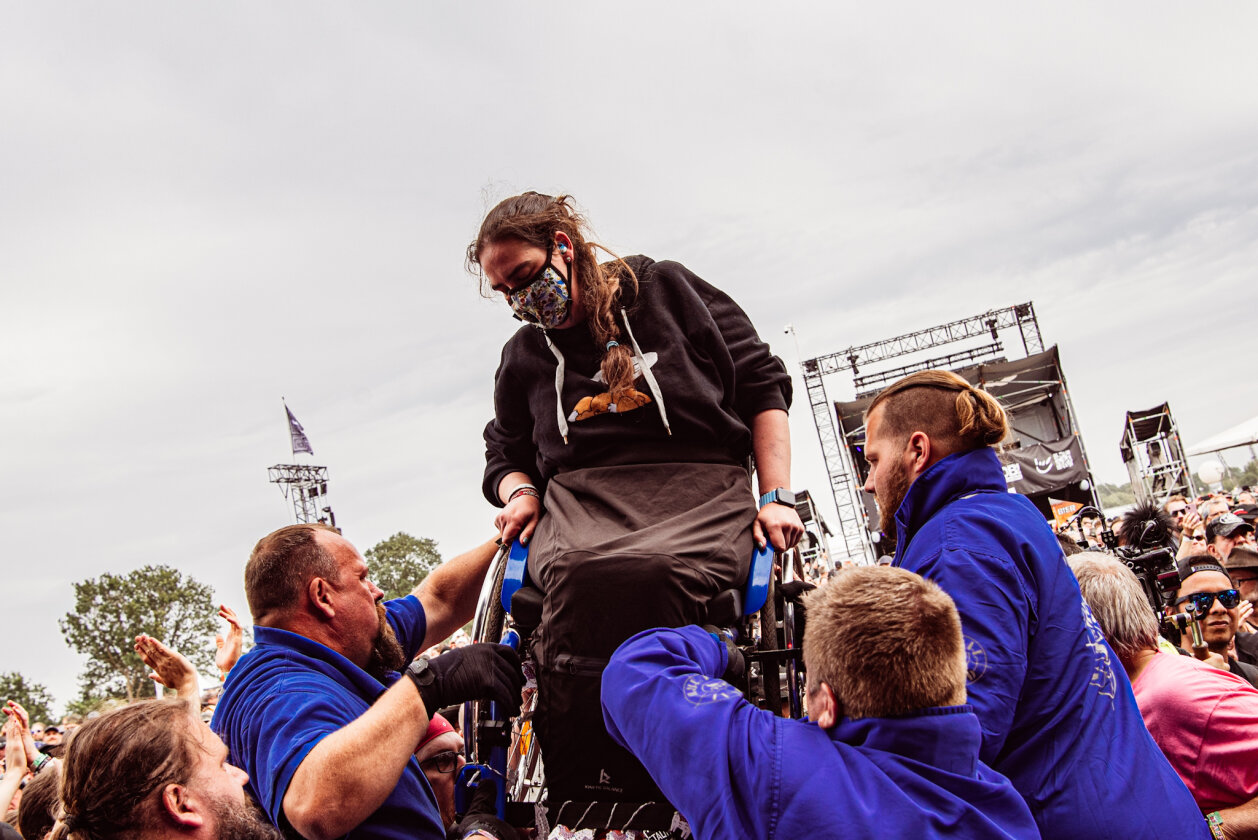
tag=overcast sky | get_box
[4,2,1257,711]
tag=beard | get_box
[365,601,407,680]
[211,792,284,840]
[876,456,913,539]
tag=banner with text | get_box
[997,436,1088,496]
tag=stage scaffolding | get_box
[1121,404,1196,504]
[801,303,1056,563]
[268,464,335,526]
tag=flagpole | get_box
[283,397,295,459]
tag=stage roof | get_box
[1187,413,1258,457]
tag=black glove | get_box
[702,626,745,683]
[447,778,519,840]
[778,580,816,648]
[409,644,525,719]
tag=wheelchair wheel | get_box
[466,544,547,808]
[466,545,510,760]
[757,575,781,712]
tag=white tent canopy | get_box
[1187,413,1258,457]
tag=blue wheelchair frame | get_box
[456,537,791,824]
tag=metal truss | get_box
[268,464,331,524]
[802,302,1043,563]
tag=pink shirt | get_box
[1133,651,1258,811]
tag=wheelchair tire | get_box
[758,574,781,713]
[466,545,510,760]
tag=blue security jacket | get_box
[211,596,445,840]
[893,448,1206,839]
[602,626,1040,840]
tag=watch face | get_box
[777,489,796,507]
[409,657,434,684]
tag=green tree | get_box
[365,532,443,600]
[0,672,56,725]
[1221,458,1258,492]
[60,565,217,703]
[1096,482,1136,509]
[63,692,126,719]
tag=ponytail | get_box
[954,386,1009,447]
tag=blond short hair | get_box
[867,369,1008,456]
[803,566,967,719]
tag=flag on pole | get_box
[1049,497,1083,530]
[286,406,313,455]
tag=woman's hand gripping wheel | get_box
[495,493,541,547]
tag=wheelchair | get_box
[455,535,810,836]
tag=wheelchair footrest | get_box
[547,800,687,835]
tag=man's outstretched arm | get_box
[415,537,498,651]
[282,643,523,840]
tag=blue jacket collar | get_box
[831,705,981,776]
[893,448,1006,561]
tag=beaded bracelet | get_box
[507,483,539,504]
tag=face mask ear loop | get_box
[620,307,670,436]
[542,332,570,444]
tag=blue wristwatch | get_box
[759,488,797,509]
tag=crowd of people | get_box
[4,386,1255,840]
[4,191,1257,839]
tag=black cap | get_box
[1207,513,1254,542]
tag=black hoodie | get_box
[482,255,791,505]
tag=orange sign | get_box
[1049,497,1083,529]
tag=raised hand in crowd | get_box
[1,711,30,816]
[215,604,245,675]
[134,634,200,714]
[1177,510,1206,561]
[1240,600,1256,634]
[4,700,38,763]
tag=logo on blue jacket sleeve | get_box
[965,636,988,683]
[682,674,741,705]
[1081,603,1117,701]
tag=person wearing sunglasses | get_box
[1174,558,1258,689]
[1070,552,1258,831]
[467,192,803,803]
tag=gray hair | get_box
[1067,551,1159,660]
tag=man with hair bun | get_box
[601,566,1038,840]
[862,369,1204,840]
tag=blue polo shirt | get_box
[211,595,444,840]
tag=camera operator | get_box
[1172,557,1258,689]
[1069,552,1258,836]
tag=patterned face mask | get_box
[507,244,571,328]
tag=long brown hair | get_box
[50,699,200,840]
[467,192,640,400]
